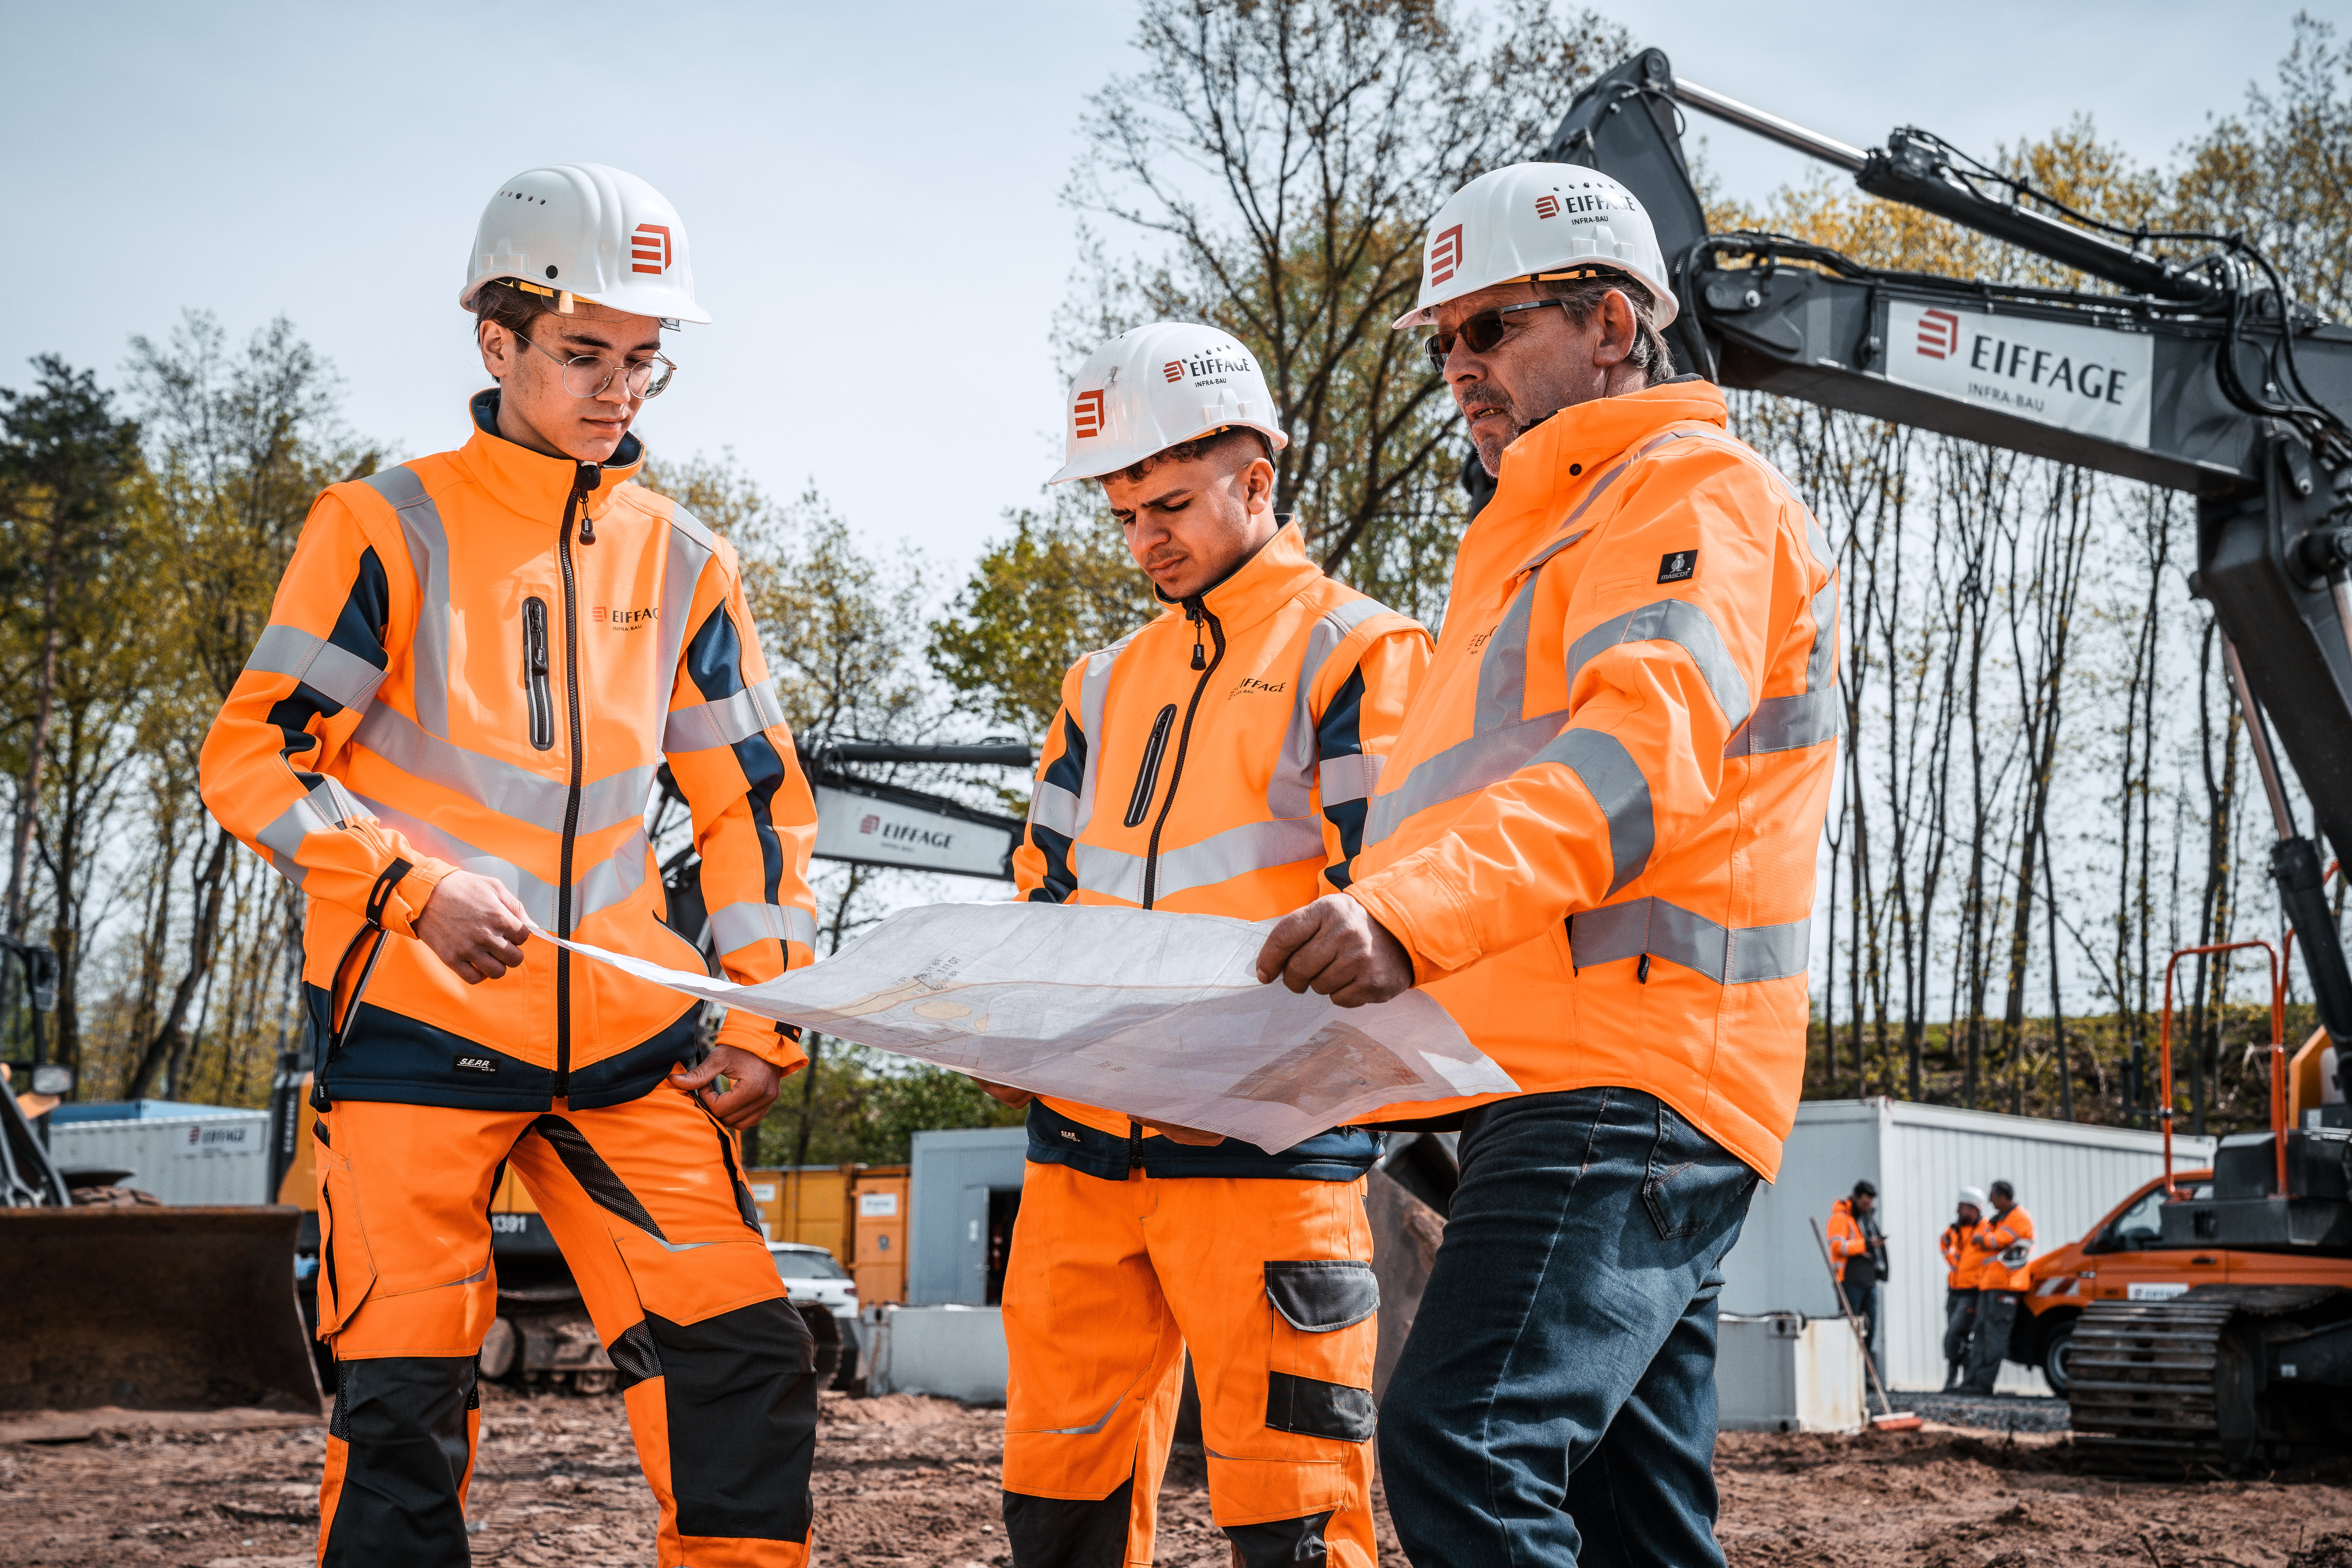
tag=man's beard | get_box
[1461,390,1523,478]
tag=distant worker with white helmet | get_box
[975,321,1432,1568]
[1256,162,1841,1564]
[1943,1186,1990,1387]
[201,164,824,1566]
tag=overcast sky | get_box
[1,1,2321,589]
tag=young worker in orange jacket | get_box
[200,164,823,1568]
[977,322,1432,1568]
[1942,1186,1988,1388]
[1256,164,1840,1566]
[1958,1179,2036,1392]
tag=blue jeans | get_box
[1380,1088,1759,1567]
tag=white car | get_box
[768,1242,860,1384]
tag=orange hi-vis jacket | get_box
[1827,1196,1878,1278]
[202,392,820,1111]
[1343,381,1839,1178]
[1942,1221,1978,1288]
[1013,522,1432,1152]
[1968,1204,2037,1292]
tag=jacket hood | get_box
[462,388,645,522]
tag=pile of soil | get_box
[3,1389,2346,1566]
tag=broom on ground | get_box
[1809,1216,1923,1432]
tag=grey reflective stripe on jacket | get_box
[1727,513,1841,757]
[354,792,648,932]
[705,899,819,953]
[664,677,787,754]
[1568,896,1811,985]
[1023,595,1395,899]
[243,625,388,713]
[254,777,366,887]
[360,467,455,738]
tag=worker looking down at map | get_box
[972,322,1431,1568]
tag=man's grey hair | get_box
[1535,272,1676,385]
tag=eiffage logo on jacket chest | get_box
[592,606,658,630]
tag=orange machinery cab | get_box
[2016,1160,2352,1394]
[2013,1169,2219,1393]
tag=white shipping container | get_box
[1720,1099,2216,1392]
[44,1112,272,1206]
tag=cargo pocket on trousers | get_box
[314,1148,378,1339]
[1263,1260,1378,1441]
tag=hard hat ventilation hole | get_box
[546,266,559,279]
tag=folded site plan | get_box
[548,901,1515,1153]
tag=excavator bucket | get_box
[0,1205,321,1415]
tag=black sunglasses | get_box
[1422,269,1615,371]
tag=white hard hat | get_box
[1958,1186,1989,1211]
[1394,163,1677,331]
[1050,322,1288,485]
[460,163,709,326]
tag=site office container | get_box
[1720,1098,2216,1392]
[44,1110,271,1205]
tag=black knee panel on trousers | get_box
[1227,1509,1336,1567]
[321,1356,478,1568]
[1003,1477,1133,1568]
[649,1299,819,1543]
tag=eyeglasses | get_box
[1423,299,1573,371]
[516,333,677,400]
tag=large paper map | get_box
[549,902,1513,1153]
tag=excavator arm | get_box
[1536,47,2352,1059]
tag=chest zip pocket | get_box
[1264,1259,1380,1440]
[1123,703,1178,828]
[523,596,555,752]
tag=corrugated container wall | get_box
[44,1112,272,1206]
[1720,1099,2216,1392]
[909,1128,1027,1306]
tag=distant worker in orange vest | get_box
[1958,1179,2036,1393]
[201,164,824,1567]
[1827,1179,1888,1378]
[1941,1186,1987,1388]
[978,322,1432,1568]
[1256,162,1840,1566]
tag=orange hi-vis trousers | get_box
[1001,1162,1379,1568]
[312,1088,817,1568]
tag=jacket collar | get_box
[458,389,645,523]
[1478,379,1730,545]
[1159,517,1322,633]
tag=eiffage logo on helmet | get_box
[630,223,673,275]
[1428,224,1464,286]
[1162,361,1185,384]
[1073,389,1106,439]
[1535,195,1560,220]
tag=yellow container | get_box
[848,1167,909,1305]
[745,1166,851,1259]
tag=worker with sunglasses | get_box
[1256,163,1841,1567]
[201,163,823,1568]
[982,321,1431,1568]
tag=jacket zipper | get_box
[523,597,554,751]
[553,463,594,1097]
[1140,599,1224,910]
[1123,704,1178,829]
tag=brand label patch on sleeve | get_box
[1658,549,1697,584]
[452,1053,499,1075]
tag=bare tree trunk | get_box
[5,561,61,940]
[122,826,235,1100]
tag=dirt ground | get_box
[4,1387,2349,1567]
